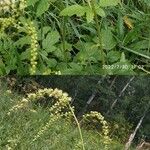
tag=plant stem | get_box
[60,1,67,62]
[69,104,85,150]
[90,0,105,66]
[61,17,66,52]
[60,17,68,62]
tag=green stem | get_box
[69,104,85,150]
[61,17,66,52]
[90,0,105,65]
[61,17,69,62]
[60,1,67,62]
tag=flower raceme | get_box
[7,88,74,142]
[0,0,39,75]
[7,88,72,115]
[0,0,16,12]
[26,22,39,75]
[7,88,111,149]
[0,0,26,13]
[83,111,111,150]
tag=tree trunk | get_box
[125,102,150,150]
[78,80,101,116]
[107,76,135,114]
[125,113,146,150]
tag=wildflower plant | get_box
[83,111,111,150]
[7,88,111,150]
[25,21,38,75]
[7,88,85,149]
[0,0,150,75]
[0,0,39,75]
[7,88,72,115]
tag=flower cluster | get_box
[27,88,72,141]
[11,0,27,18]
[0,0,36,75]
[0,0,26,16]
[7,88,73,142]
[18,0,26,11]
[7,87,112,149]
[32,114,62,142]
[43,70,62,75]
[83,111,111,150]
[7,98,29,115]
[7,88,72,113]
[0,0,16,13]
[0,17,15,32]
[25,22,38,75]
[0,0,27,34]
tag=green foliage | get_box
[1,76,149,149]
[99,0,120,7]
[60,4,85,17]
[0,0,150,75]
[0,81,124,150]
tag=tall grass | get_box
[0,82,125,150]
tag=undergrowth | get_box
[0,82,126,150]
[0,0,149,75]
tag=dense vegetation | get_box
[0,76,149,149]
[0,0,150,75]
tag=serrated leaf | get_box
[46,58,57,67]
[42,30,60,50]
[48,31,60,45]
[20,49,30,60]
[95,6,106,17]
[107,51,121,63]
[69,62,83,71]
[60,4,85,17]
[85,6,94,23]
[101,28,117,50]
[38,26,51,40]
[27,0,39,6]
[15,36,31,48]
[99,0,120,7]
[36,0,50,16]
